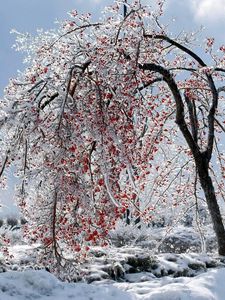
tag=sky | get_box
[0,0,225,216]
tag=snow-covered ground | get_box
[0,244,225,300]
[1,223,225,299]
[1,267,225,299]
[114,268,225,299]
[0,269,131,300]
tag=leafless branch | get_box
[184,92,198,143]
[49,23,101,49]
[0,153,9,178]
[218,86,225,94]
[143,33,218,160]
[39,92,59,110]
[139,63,200,158]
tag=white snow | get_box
[0,268,225,299]
[0,269,133,300]
[0,225,225,299]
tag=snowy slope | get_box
[114,268,225,299]
[0,268,225,299]
[1,225,225,299]
[0,269,133,300]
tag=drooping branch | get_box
[143,34,219,160]
[0,153,9,178]
[139,63,200,158]
[143,34,207,66]
[49,23,101,49]
[52,189,59,259]
[136,77,163,92]
[57,60,91,130]
[38,92,59,110]
[69,60,91,98]
[123,0,128,17]
[207,82,218,161]
[184,92,198,143]
[214,118,225,133]
[218,86,225,94]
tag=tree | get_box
[1,0,225,273]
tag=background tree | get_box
[0,0,225,273]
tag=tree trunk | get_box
[197,156,225,255]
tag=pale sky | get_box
[0,0,224,215]
[1,0,225,96]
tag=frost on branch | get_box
[1,0,225,272]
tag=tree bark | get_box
[196,156,225,255]
[140,62,225,255]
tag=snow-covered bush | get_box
[7,217,18,228]
[109,220,152,247]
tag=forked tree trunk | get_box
[196,155,225,255]
[140,62,225,255]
